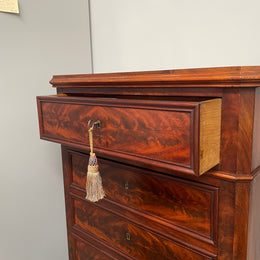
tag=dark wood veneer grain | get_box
[76,240,116,260]
[73,198,214,260]
[39,96,194,168]
[38,96,221,176]
[70,151,217,240]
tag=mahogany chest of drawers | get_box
[37,66,260,260]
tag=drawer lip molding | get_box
[37,96,221,176]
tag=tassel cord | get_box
[89,126,94,156]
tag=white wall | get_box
[0,1,92,260]
[90,0,260,73]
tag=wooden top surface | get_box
[50,66,260,88]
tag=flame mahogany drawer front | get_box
[37,96,221,176]
[70,150,218,243]
[72,198,215,260]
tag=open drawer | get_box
[37,96,221,176]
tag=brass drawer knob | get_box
[126,232,131,241]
